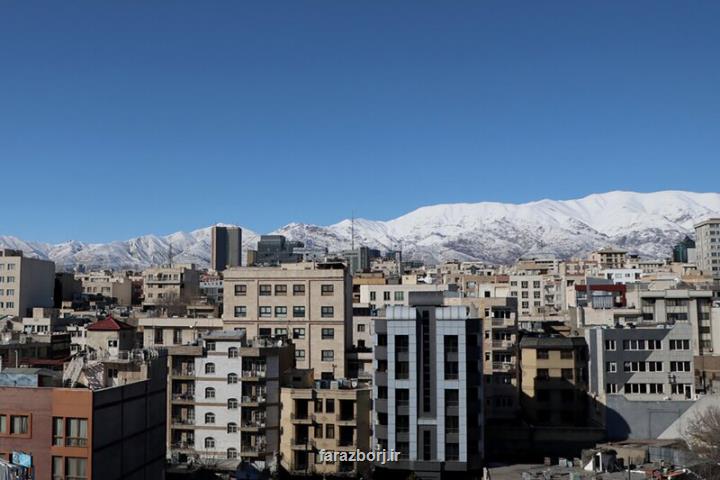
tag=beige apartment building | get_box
[589,248,628,270]
[695,218,720,278]
[223,263,352,379]
[279,369,371,477]
[76,271,133,305]
[140,317,225,347]
[0,249,55,318]
[142,264,201,310]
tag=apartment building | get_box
[585,322,695,402]
[167,332,294,472]
[75,271,132,305]
[142,264,201,311]
[211,226,242,272]
[223,263,352,379]
[636,288,716,355]
[509,274,559,318]
[140,317,224,347]
[600,268,643,285]
[279,369,371,477]
[373,292,484,480]
[253,235,303,266]
[359,283,449,309]
[589,248,628,270]
[0,352,167,480]
[0,249,55,318]
[519,335,589,426]
[84,316,137,358]
[695,218,720,278]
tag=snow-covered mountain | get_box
[2,191,719,269]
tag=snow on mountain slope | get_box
[1,191,719,268]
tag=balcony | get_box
[241,443,268,457]
[171,417,196,427]
[492,362,516,373]
[172,392,195,403]
[336,413,355,424]
[291,412,315,424]
[291,439,315,450]
[491,317,515,328]
[171,368,195,379]
[491,340,514,350]
[65,437,88,447]
[241,395,266,405]
[242,370,267,381]
[240,419,267,431]
[171,441,195,450]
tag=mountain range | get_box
[2,191,719,270]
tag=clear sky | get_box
[2,1,719,243]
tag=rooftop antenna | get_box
[168,243,174,267]
[351,210,355,251]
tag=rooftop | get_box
[86,316,135,331]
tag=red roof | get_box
[87,316,134,331]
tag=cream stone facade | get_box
[76,271,133,305]
[223,264,352,379]
[142,264,201,309]
[0,249,55,318]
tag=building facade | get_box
[694,218,720,278]
[211,226,242,272]
[0,249,55,319]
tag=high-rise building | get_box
[694,218,720,278]
[254,235,303,266]
[672,236,696,263]
[211,226,243,272]
[223,263,352,379]
[372,292,484,480]
[0,249,56,318]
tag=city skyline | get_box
[2,1,720,241]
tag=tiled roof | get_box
[87,316,134,331]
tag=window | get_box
[521,281,528,288]
[107,339,118,348]
[154,328,164,345]
[206,341,216,351]
[275,327,287,336]
[259,285,271,296]
[321,328,335,339]
[227,373,238,384]
[670,339,691,350]
[275,284,287,296]
[293,284,305,296]
[259,306,271,317]
[295,349,306,359]
[275,306,287,317]
[322,350,334,362]
[292,328,305,339]
[537,369,549,381]
[173,329,183,345]
[394,291,404,301]
[10,415,28,434]
[326,424,335,439]
[293,306,305,318]
[228,398,238,409]
[370,291,376,301]
[326,399,335,413]
[259,328,271,337]
[537,349,549,359]
[65,458,87,480]
[65,418,88,447]
[383,291,390,301]
[52,456,62,480]
[670,361,692,372]
[227,423,238,433]
[205,387,216,399]
[52,417,63,445]
[606,383,618,394]
[606,362,617,373]
[227,448,238,459]
[205,413,216,424]
[561,368,574,380]
[357,324,365,332]
[321,284,334,296]
[446,443,460,461]
[560,350,573,359]
[604,340,616,351]
[205,363,215,374]
[234,284,247,296]
[205,437,215,449]
[234,306,247,318]
[321,306,334,318]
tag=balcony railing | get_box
[491,340,514,349]
[171,441,195,449]
[291,412,315,421]
[492,362,515,372]
[172,392,195,401]
[172,417,195,425]
[172,369,195,377]
[242,419,267,428]
[65,437,88,447]
[241,395,266,404]
[242,369,267,378]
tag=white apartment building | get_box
[0,249,55,318]
[600,268,643,285]
[359,283,449,308]
[695,218,720,278]
[223,263,352,379]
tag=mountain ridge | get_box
[2,190,719,269]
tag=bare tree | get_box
[155,291,188,317]
[684,404,720,463]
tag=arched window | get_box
[205,363,215,374]
[227,448,238,459]
[227,422,238,433]
[228,347,238,358]
[205,387,215,399]
[227,373,238,384]
[205,437,215,449]
[205,412,215,424]
[228,398,238,409]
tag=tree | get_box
[683,405,720,463]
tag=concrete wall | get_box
[605,396,693,441]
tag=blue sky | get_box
[2,1,719,243]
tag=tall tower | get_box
[211,226,243,272]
